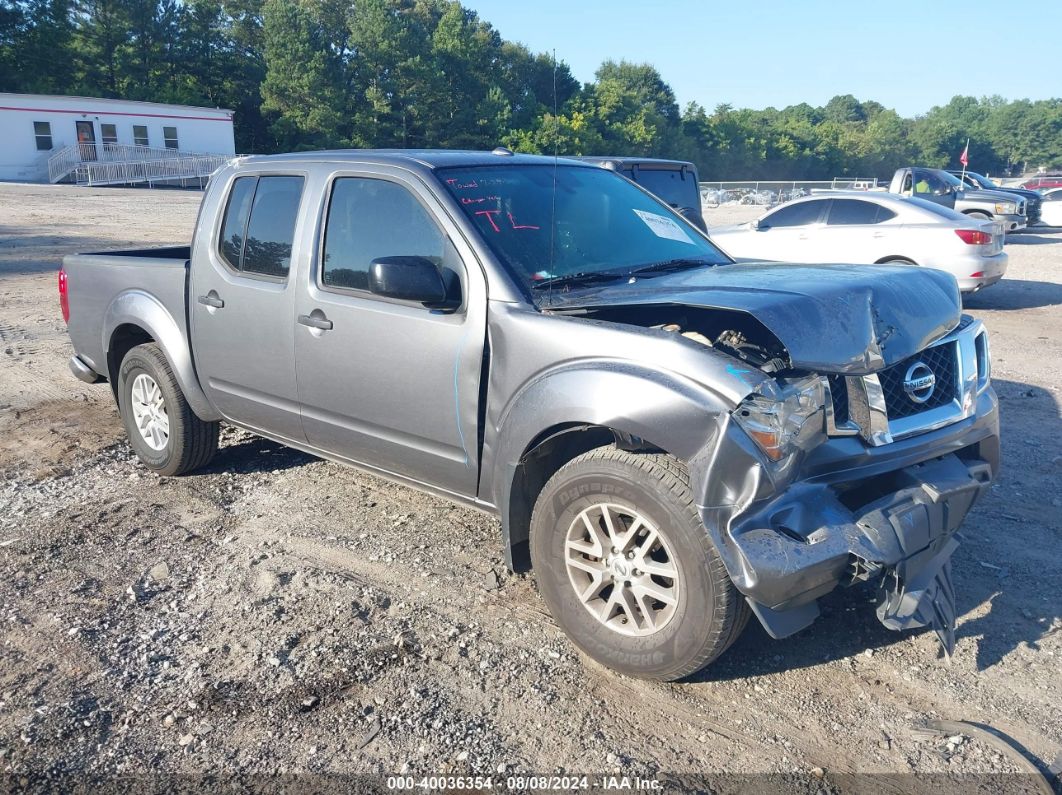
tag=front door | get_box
[294,169,486,497]
[75,121,97,161]
[190,172,307,442]
[911,169,957,209]
[729,198,828,262]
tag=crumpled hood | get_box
[546,262,962,374]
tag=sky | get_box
[463,0,1062,117]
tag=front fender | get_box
[102,289,219,421]
[488,361,747,566]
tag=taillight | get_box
[955,229,991,245]
[58,266,70,323]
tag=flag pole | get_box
[960,138,970,182]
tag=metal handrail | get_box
[48,142,228,183]
[76,153,233,187]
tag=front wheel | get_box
[530,447,749,681]
[965,211,991,220]
[117,343,219,476]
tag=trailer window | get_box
[33,121,52,151]
[133,125,149,147]
[163,126,178,150]
[101,124,118,145]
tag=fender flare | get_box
[102,289,220,421]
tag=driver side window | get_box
[321,177,463,305]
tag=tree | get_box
[260,0,344,148]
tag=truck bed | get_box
[63,246,192,383]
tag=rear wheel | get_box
[117,343,219,476]
[530,446,748,681]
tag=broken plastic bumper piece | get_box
[731,453,993,653]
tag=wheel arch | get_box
[102,290,220,421]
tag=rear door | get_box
[813,198,900,262]
[293,166,487,497]
[190,171,307,441]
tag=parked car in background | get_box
[1021,174,1062,191]
[948,170,1042,225]
[710,192,1008,294]
[1040,188,1062,226]
[576,156,706,231]
[888,167,1027,231]
[60,151,999,680]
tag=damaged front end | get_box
[543,263,998,655]
[694,316,999,657]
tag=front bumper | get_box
[998,213,1026,232]
[696,387,999,649]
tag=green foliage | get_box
[1,0,1060,177]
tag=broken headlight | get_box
[732,376,826,462]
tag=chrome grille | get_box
[827,375,849,425]
[876,342,958,419]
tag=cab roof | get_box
[234,148,595,170]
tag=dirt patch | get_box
[0,185,1059,790]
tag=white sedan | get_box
[1040,188,1062,226]
[710,192,1008,294]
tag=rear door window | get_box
[217,175,305,278]
[827,199,895,225]
[762,200,826,228]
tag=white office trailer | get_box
[0,93,236,185]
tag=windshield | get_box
[437,164,729,297]
[938,170,964,188]
[621,167,701,210]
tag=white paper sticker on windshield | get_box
[633,209,693,244]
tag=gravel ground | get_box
[0,183,1060,793]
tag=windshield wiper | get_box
[530,270,628,290]
[627,258,717,277]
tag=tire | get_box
[880,257,916,266]
[117,343,219,476]
[530,446,749,681]
[965,211,991,220]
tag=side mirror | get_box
[368,256,447,305]
[752,219,767,231]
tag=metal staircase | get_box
[48,143,232,187]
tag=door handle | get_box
[298,313,333,331]
[197,293,224,309]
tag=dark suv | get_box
[577,156,706,231]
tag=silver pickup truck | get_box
[889,166,1027,231]
[61,150,1000,681]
